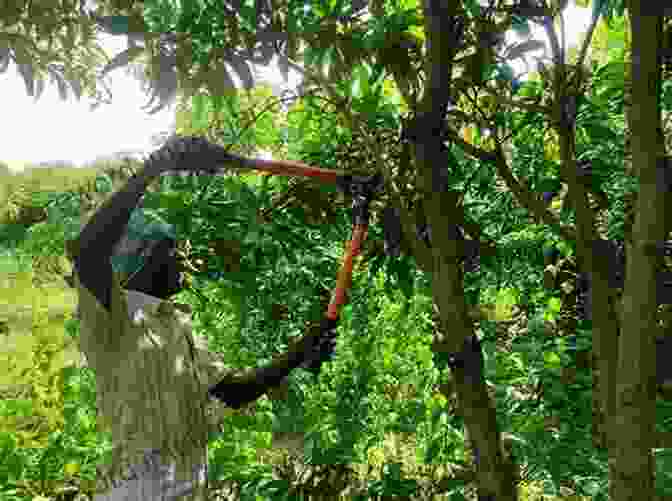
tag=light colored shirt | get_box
[68,241,233,500]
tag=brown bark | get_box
[609,8,665,500]
[402,2,518,498]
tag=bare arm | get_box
[208,317,338,408]
[70,164,162,312]
[70,137,237,310]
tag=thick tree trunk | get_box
[609,9,665,500]
[94,448,208,501]
[405,2,519,497]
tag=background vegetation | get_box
[1,0,671,500]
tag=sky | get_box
[0,3,592,171]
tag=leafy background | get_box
[1,1,672,500]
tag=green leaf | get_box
[511,17,531,37]
[106,16,131,35]
[192,94,209,130]
[351,65,369,98]
[543,351,561,368]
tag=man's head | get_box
[111,212,185,299]
[115,236,184,299]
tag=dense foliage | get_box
[2,1,672,500]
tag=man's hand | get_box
[299,317,339,375]
[208,318,339,407]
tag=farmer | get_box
[65,137,334,500]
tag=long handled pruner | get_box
[63,134,385,407]
[204,151,383,406]
[233,155,383,366]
